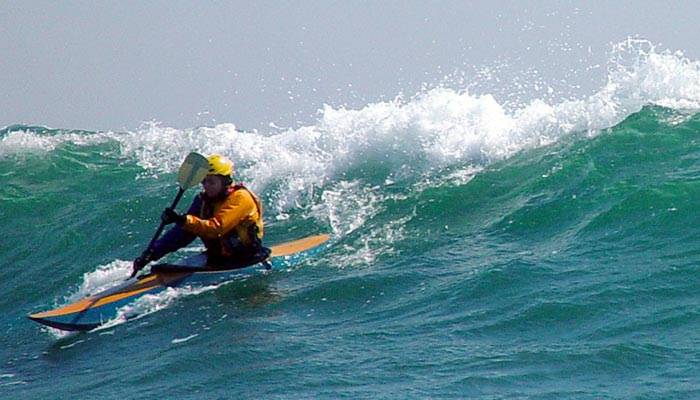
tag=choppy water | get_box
[3,40,700,399]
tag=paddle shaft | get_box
[145,187,185,251]
[129,187,185,279]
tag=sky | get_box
[2,1,700,132]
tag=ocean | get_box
[3,40,700,399]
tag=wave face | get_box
[4,40,700,398]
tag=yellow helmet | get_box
[206,154,233,177]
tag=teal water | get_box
[4,44,700,398]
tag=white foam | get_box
[171,334,199,344]
[0,130,57,155]
[0,128,111,157]
[65,260,133,302]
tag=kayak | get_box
[28,234,330,332]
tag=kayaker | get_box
[132,154,266,274]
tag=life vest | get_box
[196,184,264,259]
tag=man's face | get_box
[202,175,226,198]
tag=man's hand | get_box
[161,207,185,225]
[132,250,153,275]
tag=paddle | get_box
[129,152,210,278]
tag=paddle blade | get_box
[178,152,210,189]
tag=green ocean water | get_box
[2,103,700,399]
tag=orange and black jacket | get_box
[150,184,264,261]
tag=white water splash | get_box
[66,260,133,302]
[0,129,112,157]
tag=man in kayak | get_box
[132,154,266,274]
